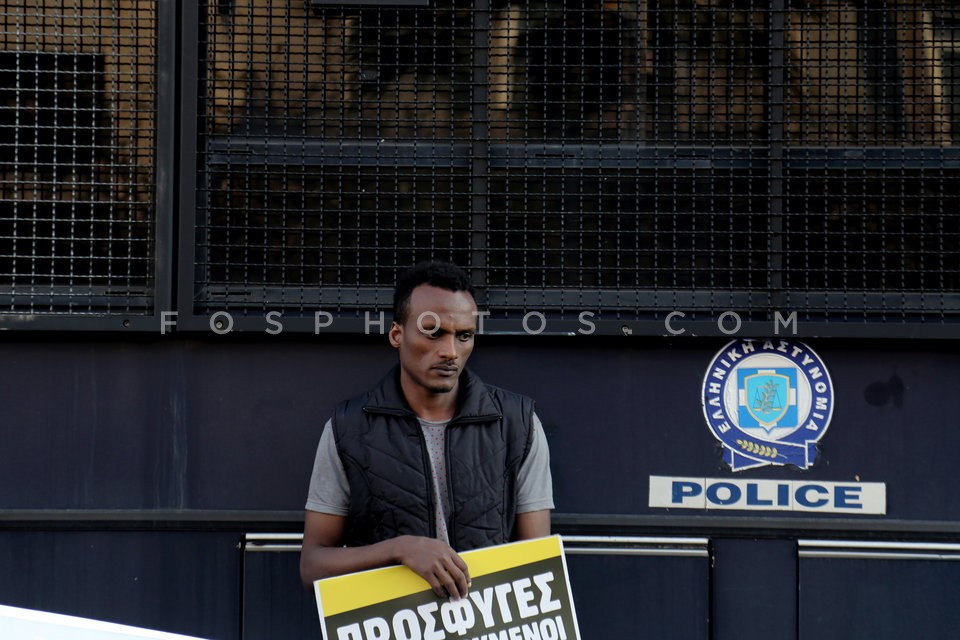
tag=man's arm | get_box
[299,511,471,598]
[513,509,551,540]
[512,412,553,542]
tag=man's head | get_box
[392,261,475,326]
[389,262,478,400]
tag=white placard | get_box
[0,605,209,640]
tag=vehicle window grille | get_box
[191,1,960,334]
[0,1,159,318]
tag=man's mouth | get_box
[432,364,458,375]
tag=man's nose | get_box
[437,333,457,358]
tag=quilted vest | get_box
[331,366,534,551]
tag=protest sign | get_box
[314,535,580,640]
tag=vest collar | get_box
[363,365,502,424]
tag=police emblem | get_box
[701,339,834,471]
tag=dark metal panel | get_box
[242,545,322,640]
[711,539,797,640]
[0,341,193,509]
[180,340,394,510]
[0,336,958,529]
[799,550,960,639]
[564,552,709,640]
[0,531,241,639]
[0,337,393,511]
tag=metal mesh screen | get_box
[194,1,960,334]
[0,1,158,317]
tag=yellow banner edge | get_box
[316,535,563,618]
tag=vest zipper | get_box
[444,424,455,547]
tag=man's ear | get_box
[388,321,402,348]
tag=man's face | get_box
[389,284,477,395]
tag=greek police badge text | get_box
[702,339,834,472]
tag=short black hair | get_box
[393,261,475,325]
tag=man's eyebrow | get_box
[420,323,447,334]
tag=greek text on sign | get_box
[649,476,886,515]
[314,536,581,640]
[702,338,835,471]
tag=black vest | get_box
[332,367,534,551]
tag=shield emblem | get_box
[744,372,790,428]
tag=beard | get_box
[425,381,457,394]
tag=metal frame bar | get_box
[176,0,205,333]
[767,1,786,309]
[799,539,960,561]
[241,535,960,559]
[242,533,710,557]
[152,0,178,325]
[311,1,428,6]
[800,550,960,561]
[205,139,960,171]
[471,0,491,292]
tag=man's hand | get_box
[300,512,470,599]
[392,535,471,600]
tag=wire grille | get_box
[195,1,960,332]
[0,1,157,315]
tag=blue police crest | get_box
[740,368,797,432]
[701,339,834,471]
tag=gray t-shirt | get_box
[305,413,554,543]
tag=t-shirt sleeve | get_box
[516,412,555,513]
[304,418,350,515]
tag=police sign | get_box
[702,338,835,471]
[649,476,886,515]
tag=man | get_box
[300,261,553,599]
